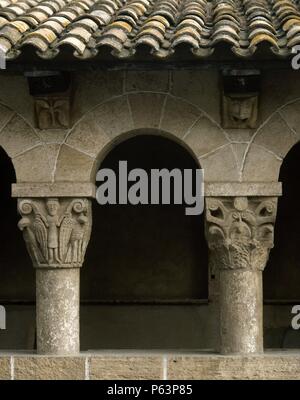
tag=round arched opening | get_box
[264,141,300,349]
[80,134,210,350]
[0,147,35,350]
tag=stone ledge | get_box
[12,182,282,199]
[205,182,282,197]
[12,182,96,198]
[90,356,163,380]
[0,352,299,380]
[168,353,300,380]
[13,356,86,380]
[0,357,10,380]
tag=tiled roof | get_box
[0,0,300,61]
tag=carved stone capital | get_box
[18,198,92,269]
[205,196,278,271]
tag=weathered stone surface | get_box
[0,357,10,380]
[14,356,85,380]
[160,96,201,139]
[90,356,163,380]
[54,145,95,182]
[185,115,228,158]
[34,95,71,129]
[42,71,300,188]
[12,183,96,198]
[36,128,68,144]
[222,93,258,129]
[17,196,92,355]
[128,93,166,129]
[259,70,300,123]
[1,353,299,380]
[0,76,34,126]
[205,182,282,197]
[0,115,40,158]
[66,116,110,158]
[18,198,92,269]
[171,71,220,123]
[1,71,300,190]
[126,71,169,93]
[12,145,58,183]
[254,113,297,158]
[230,142,248,173]
[199,145,239,181]
[225,128,255,143]
[219,269,263,354]
[206,196,277,272]
[0,104,14,132]
[242,144,282,182]
[2,69,300,365]
[168,354,300,380]
[72,71,124,122]
[91,96,134,139]
[205,196,278,354]
[279,100,300,137]
[36,269,80,354]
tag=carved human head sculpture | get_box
[230,97,254,121]
[222,94,258,129]
[46,198,60,216]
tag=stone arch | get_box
[242,98,300,182]
[80,133,210,350]
[55,93,237,182]
[0,102,53,182]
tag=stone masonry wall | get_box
[0,69,299,184]
[0,352,300,380]
[0,68,300,357]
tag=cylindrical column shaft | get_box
[205,195,278,355]
[36,268,80,355]
[219,269,263,354]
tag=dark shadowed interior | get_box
[82,134,208,301]
[264,142,300,301]
[0,146,34,301]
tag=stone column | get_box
[17,197,92,354]
[205,195,278,354]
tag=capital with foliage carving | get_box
[205,197,277,271]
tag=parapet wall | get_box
[0,352,299,380]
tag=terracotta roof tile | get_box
[0,0,299,61]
